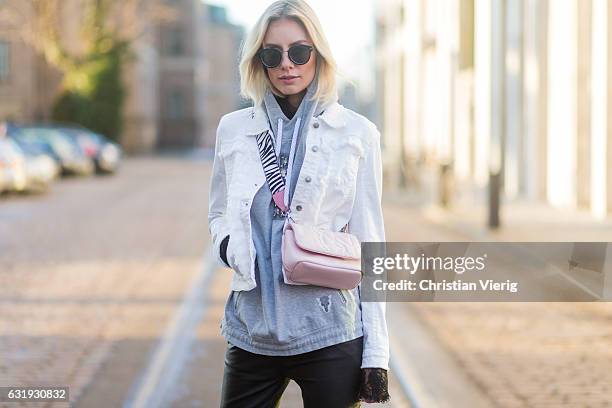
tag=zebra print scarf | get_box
[254,115,302,214]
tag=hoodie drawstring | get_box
[284,117,301,210]
[275,118,283,157]
[273,116,302,211]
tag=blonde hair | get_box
[239,0,338,107]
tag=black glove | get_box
[357,368,390,404]
[220,235,230,267]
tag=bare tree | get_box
[0,0,175,72]
[0,0,176,139]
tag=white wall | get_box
[547,0,578,208]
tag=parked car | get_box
[16,126,95,176]
[0,136,27,193]
[53,126,122,174]
[8,127,60,192]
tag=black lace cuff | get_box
[358,368,390,404]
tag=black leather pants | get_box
[220,336,363,408]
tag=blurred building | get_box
[338,80,377,123]
[122,4,161,154]
[376,0,612,218]
[156,0,204,148]
[198,4,244,149]
[0,0,243,153]
[0,1,58,122]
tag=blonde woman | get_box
[208,1,390,406]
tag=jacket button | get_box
[296,205,303,211]
[305,176,311,182]
[311,145,318,152]
[313,122,319,129]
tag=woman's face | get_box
[262,18,317,97]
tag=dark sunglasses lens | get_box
[289,45,312,65]
[260,48,282,67]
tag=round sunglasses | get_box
[257,44,315,68]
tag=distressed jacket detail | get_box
[208,100,389,369]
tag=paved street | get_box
[0,153,611,408]
[0,154,410,408]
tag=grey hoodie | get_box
[220,65,364,355]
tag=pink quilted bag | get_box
[281,219,362,289]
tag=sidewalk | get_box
[389,189,612,242]
[382,190,612,408]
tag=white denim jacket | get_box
[207,100,389,369]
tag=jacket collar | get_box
[245,99,346,136]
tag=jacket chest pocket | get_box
[223,138,262,194]
[324,136,365,197]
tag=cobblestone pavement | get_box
[383,196,612,408]
[410,302,612,408]
[0,155,211,407]
[2,153,611,408]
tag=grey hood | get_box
[261,60,325,205]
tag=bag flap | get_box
[290,222,361,260]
